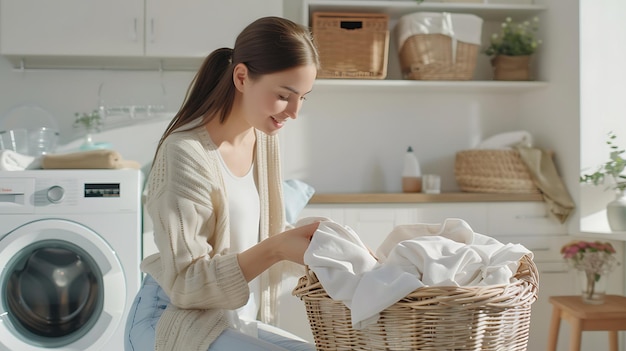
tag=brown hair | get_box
[155,16,319,155]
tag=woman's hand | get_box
[274,222,320,265]
[237,221,320,281]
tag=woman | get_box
[124,16,320,351]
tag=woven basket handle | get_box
[304,265,319,284]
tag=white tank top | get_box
[217,152,261,326]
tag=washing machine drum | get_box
[6,243,103,340]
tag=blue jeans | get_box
[124,275,315,351]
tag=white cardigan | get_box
[141,127,286,351]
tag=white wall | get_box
[0,58,194,143]
[579,0,626,232]
[281,88,524,193]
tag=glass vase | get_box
[579,269,607,304]
[79,127,100,150]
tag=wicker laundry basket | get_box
[293,255,538,351]
[455,149,540,194]
[396,12,483,80]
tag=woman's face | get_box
[237,63,317,135]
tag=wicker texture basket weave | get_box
[293,255,538,351]
[312,12,389,79]
[399,33,479,80]
[455,150,540,194]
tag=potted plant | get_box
[73,110,103,150]
[580,131,626,231]
[484,17,541,81]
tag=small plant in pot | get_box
[484,17,541,81]
[73,110,103,150]
[580,131,626,231]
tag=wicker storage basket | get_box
[455,149,540,194]
[312,12,389,79]
[293,255,538,351]
[396,12,482,80]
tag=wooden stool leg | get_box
[608,331,618,351]
[547,306,562,351]
[569,319,582,351]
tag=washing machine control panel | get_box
[0,170,141,214]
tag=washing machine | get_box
[0,169,142,351]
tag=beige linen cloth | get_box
[41,149,141,170]
[516,146,575,223]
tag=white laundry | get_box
[376,218,532,287]
[302,217,532,330]
[475,130,533,149]
[0,149,41,170]
[300,217,378,310]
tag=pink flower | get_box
[561,240,619,275]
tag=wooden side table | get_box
[548,295,626,351]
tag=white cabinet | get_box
[144,0,282,58]
[0,0,283,69]
[486,202,568,236]
[0,0,144,56]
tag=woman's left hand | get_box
[274,222,320,265]
[237,221,320,280]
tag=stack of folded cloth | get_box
[41,149,140,169]
[300,217,532,330]
[0,149,140,170]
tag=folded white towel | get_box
[396,12,483,51]
[303,217,532,330]
[475,130,533,149]
[0,149,41,170]
[396,12,482,65]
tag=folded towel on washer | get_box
[0,149,41,170]
[41,149,141,169]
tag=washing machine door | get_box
[0,219,127,350]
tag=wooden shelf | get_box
[309,192,543,204]
[313,79,547,92]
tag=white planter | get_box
[607,191,626,232]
